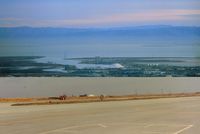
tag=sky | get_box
[0,0,200,27]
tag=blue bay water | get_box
[0,26,200,58]
[0,36,199,58]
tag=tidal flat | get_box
[0,77,200,98]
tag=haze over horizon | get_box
[0,0,200,28]
[1,25,200,29]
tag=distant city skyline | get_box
[0,0,200,27]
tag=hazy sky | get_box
[0,0,200,27]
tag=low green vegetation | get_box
[0,56,200,77]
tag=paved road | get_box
[1,97,200,134]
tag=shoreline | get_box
[1,92,199,106]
